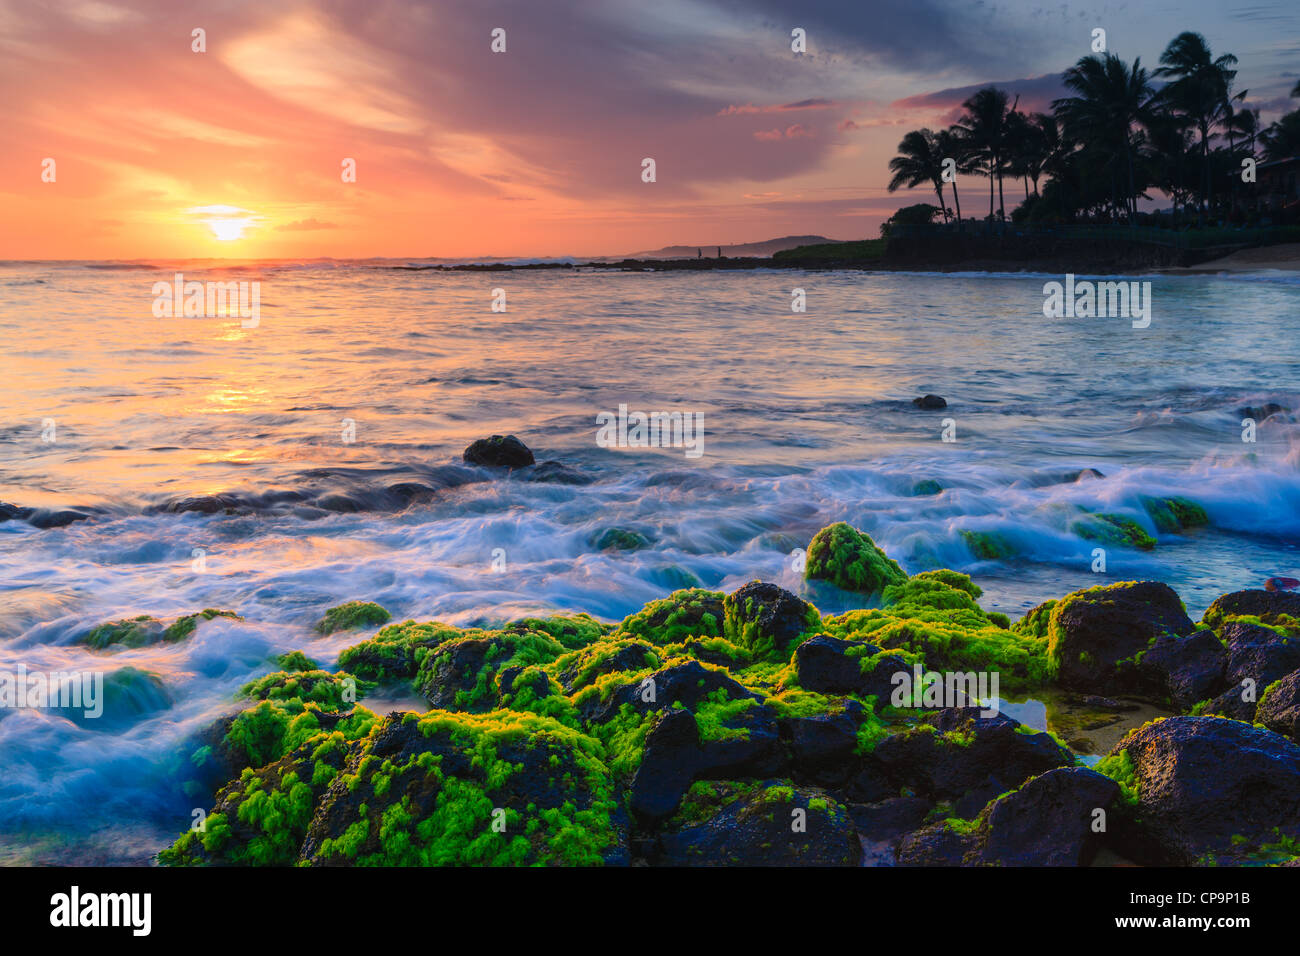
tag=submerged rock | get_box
[912,394,947,409]
[315,601,392,635]
[82,609,241,649]
[462,434,535,468]
[594,527,651,551]
[0,501,93,528]
[525,460,592,484]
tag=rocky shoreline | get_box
[98,494,1296,867]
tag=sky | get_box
[1,0,1297,259]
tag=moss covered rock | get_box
[298,710,624,865]
[1044,581,1194,691]
[805,522,907,594]
[615,588,726,645]
[316,601,392,635]
[722,581,820,661]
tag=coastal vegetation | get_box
[885,31,1299,231]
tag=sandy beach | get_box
[1168,242,1300,273]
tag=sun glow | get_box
[209,220,247,241]
[186,204,259,242]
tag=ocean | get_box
[1,259,1297,862]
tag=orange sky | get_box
[2,0,1294,259]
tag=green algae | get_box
[722,586,821,662]
[275,650,319,672]
[615,588,725,645]
[336,619,467,683]
[1094,749,1142,806]
[164,608,242,642]
[595,527,651,551]
[308,710,621,866]
[1140,496,1209,534]
[960,530,1017,561]
[823,573,1048,688]
[1070,513,1156,551]
[316,600,392,635]
[82,616,160,650]
[805,522,907,594]
[166,529,1248,868]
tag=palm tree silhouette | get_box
[1155,32,1238,222]
[1054,53,1154,223]
[887,128,950,222]
[954,87,1013,221]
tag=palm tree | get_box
[887,129,951,222]
[1146,110,1196,223]
[935,128,975,224]
[954,87,1013,220]
[1261,111,1300,161]
[1155,32,1238,221]
[1053,53,1154,222]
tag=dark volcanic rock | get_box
[722,581,819,658]
[871,706,1073,804]
[851,796,933,865]
[630,703,786,822]
[897,767,1119,866]
[792,633,907,700]
[778,703,864,787]
[1108,715,1300,865]
[525,460,591,484]
[1203,589,1300,627]
[463,434,535,468]
[1259,670,1300,741]
[1050,581,1194,692]
[0,501,91,528]
[912,394,947,409]
[973,767,1118,865]
[1137,629,1227,711]
[896,823,970,865]
[652,781,859,866]
[1222,620,1300,689]
[580,658,762,727]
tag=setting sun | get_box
[209,220,245,241]
[186,204,258,243]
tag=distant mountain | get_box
[614,235,846,260]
